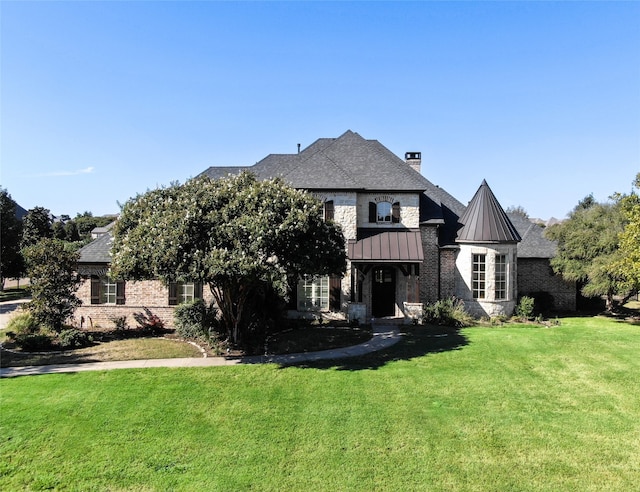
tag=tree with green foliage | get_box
[505,205,529,218]
[545,196,632,311]
[23,238,82,331]
[63,220,81,242]
[52,221,67,240]
[20,206,52,248]
[614,173,640,293]
[74,211,114,239]
[0,188,24,288]
[111,172,347,347]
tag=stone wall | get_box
[455,243,518,317]
[356,192,420,229]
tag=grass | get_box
[1,316,639,491]
[0,287,30,302]
[1,325,372,367]
[1,337,203,367]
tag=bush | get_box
[423,298,475,328]
[515,296,535,321]
[5,312,39,336]
[134,308,165,333]
[14,333,53,351]
[109,316,127,330]
[57,328,92,349]
[174,299,217,340]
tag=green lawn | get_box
[2,316,639,491]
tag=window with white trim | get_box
[472,254,486,299]
[297,275,329,311]
[495,254,507,300]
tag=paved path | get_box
[0,324,402,378]
[0,298,30,330]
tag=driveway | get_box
[0,299,30,330]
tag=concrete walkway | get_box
[0,324,402,378]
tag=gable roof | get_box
[201,130,435,192]
[78,232,112,264]
[456,180,521,243]
[508,213,557,258]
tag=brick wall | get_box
[420,226,440,304]
[518,258,576,311]
[74,278,216,329]
[439,248,457,299]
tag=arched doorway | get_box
[372,266,396,317]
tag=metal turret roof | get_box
[456,180,521,243]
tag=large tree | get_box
[0,188,24,288]
[23,238,82,331]
[545,196,632,311]
[111,173,347,346]
[21,206,52,248]
[614,173,640,292]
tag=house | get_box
[74,130,575,328]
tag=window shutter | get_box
[195,282,203,299]
[287,277,298,310]
[90,277,100,305]
[329,275,341,312]
[369,202,376,223]
[116,281,126,305]
[392,202,400,223]
[168,282,178,306]
[324,200,334,221]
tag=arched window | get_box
[371,201,400,223]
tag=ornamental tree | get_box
[111,172,347,347]
[23,238,82,331]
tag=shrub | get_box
[174,299,217,340]
[515,296,535,321]
[58,328,92,349]
[109,316,127,330]
[423,298,475,328]
[14,333,53,351]
[5,312,39,336]
[134,308,165,333]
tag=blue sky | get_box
[2,1,639,220]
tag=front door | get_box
[372,266,396,317]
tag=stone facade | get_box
[454,243,518,317]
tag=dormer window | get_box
[377,202,392,222]
[369,201,401,223]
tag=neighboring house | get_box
[74,130,575,328]
[90,221,115,239]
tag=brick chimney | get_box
[405,152,421,174]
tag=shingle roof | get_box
[508,213,557,258]
[456,180,521,243]
[200,130,435,192]
[78,232,112,264]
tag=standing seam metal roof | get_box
[456,180,521,243]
